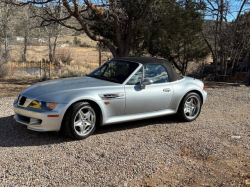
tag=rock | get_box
[240,85,246,87]
[0,86,250,186]
[245,179,250,186]
[124,181,128,187]
[231,136,241,139]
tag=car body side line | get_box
[165,82,175,110]
[103,108,176,125]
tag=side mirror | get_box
[141,79,153,89]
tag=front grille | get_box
[18,96,26,106]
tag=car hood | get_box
[21,76,120,99]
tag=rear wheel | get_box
[178,92,202,122]
[62,102,96,140]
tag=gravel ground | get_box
[0,85,249,186]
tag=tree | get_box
[43,2,64,63]
[5,0,154,58]
[202,0,248,79]
[0,2,15,63]
[228,8,250,75]
[141,0,209,75]
[14,4,35,62]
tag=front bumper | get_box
[13,102,68,132]
[203,90,208,104]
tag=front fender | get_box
[34,86,125,125]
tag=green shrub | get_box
[59,68,87,78]
[0,64,9,78]
[80,42,91,48]
[73,37,81,46]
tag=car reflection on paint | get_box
[13,57,207,140]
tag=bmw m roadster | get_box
[14,57,207,139]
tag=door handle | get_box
[163,88,171,92]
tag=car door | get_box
[125,64,173,115]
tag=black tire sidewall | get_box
[180,92,202,122]
[64,102,97,140]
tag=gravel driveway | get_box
[0,86,249,186]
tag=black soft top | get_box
[116,57,182,82]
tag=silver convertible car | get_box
[14,57,207,140]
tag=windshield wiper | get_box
[88,74,102,79]
[102,77,120,83]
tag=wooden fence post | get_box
[40,60,42,78]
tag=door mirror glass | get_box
[141,79,153,89]
[142,79,153,85]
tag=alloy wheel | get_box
[73,106,96,136]
[184,95,201,120]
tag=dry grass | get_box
[6,45,112,78]
[5,34,214,78]
[0,77,41,97]
[4,34,112,77]
[57,34,97,47]
[9,45,111,65]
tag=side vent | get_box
[99,93,125,100]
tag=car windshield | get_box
[88,60,139,84]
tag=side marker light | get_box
[47,115,59,117]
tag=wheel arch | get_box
[178,90,203,110]
[62,99,103,128]
[177,90,203,121]
[187,90,203,104]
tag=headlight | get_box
[28,100,58,111]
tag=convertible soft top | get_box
[116,57,182,82]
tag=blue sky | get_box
[227,1,249,21]
[210,1,250,22]
[19,0,249,22]
[196,0,249,22]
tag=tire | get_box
[178,92,202,122]
[62,102,96,140]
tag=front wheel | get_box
[178,92,202,122]
[62,102,96,140]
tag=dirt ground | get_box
[9,34,111,64]
[0,78,249,186]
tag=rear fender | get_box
[169,77,205,111]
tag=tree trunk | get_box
[22,29,28,62]
[48,35,53,62]
[52,32,59,62]
[224,53,228,77]
[98,42,102,66]
[0,36,1,55]
[40,60,42,78]
[4,25,9,64]
[49,61,51,78]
